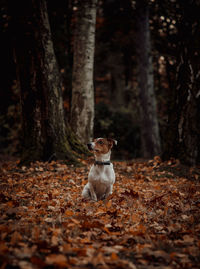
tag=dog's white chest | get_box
[88,164,115,199]
[89,164,115,183]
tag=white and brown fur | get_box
[82,138,117,201]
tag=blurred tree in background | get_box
[70,0,97,144]
[163,0,200,165]
[135,0,161,158]
[0,0,199,165]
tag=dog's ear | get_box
[113,139,117,146]
[107,138,117,147]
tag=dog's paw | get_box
[90,193,97,201]
[82,197,89,202]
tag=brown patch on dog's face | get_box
[92,138,116,155]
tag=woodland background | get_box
[1,0,199,165]
[0,1,200,268]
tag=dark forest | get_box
[1,0,199,164]
[0,0,200,268]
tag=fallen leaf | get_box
[45,254,68,268]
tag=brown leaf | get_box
[122,189,139,198]
[10,231,22,245]
[30,256,46,268]
[129,224,146,235]
[1,159,199,268]
[131,213,141,223]
[45,254,68,268]
[51,235,58,246]
[0,241,8,254]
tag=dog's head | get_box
[87,138,117,155]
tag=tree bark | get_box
[135,0,161,158]
[70,0,97,144]
[163,1,200,165]
[10,0,86,165]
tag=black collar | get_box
[94,161,111,166]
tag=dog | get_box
[82,138,117,201]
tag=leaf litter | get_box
[0,157,200,268]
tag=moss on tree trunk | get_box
[11,0,88,166]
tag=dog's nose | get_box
[87,143,93,150]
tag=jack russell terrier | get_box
[82,138,117,201]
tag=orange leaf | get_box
[45,254,68,268]
[129,224,146,235]
[103,227,111,234]
[65,210,74,216]
[111,252,118,260]
[106,200,112,208]
[72,247,87,256]
[80,237,91,244]
[6,201,14,207]
[131,213,140,223]
[52,189,59,196]
[95,208,106,215]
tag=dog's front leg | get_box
[104,185,113,199]
[89,183,97,201]
[82,183,91,199]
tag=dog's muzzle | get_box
[87,143,93,151]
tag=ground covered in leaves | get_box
[0,157,200,269]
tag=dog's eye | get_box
[98,140,104,145]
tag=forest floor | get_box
[0,157,200,269]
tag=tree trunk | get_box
[10,0,86,165]
[163,2,200,165]
[135,0,161,158]
[70,0,97,144]
[108,52,126,110]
